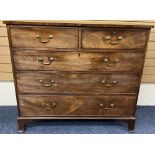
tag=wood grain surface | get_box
[16,72,139,94]
[0,20,155,83]
[82,29,147,49]
[3,20,153,132]
[10,26,78,48]
[19,95,136,116]
[3,20,154,28]
[14,51,143,73]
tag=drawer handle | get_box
[38,56,54,65]
[100,103,114,110]
[101,80,117,87]
[104,58,119,67]
[39,79,55,87]
[41,102,56,110]
[36,34,53,43]
[105,35,123,45]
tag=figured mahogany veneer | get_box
[14,51,143,72]
[4,20,153,133]
[10,27,78,49]
[16,72,139,94]
[82,29,148,49]
[19,95,136,117]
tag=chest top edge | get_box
[3,20,154,29]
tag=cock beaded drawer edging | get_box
[4,21,153,133]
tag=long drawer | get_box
[10,26,78,48]
[16,72,139,94]
[19,95,136,116]
[14,51,143,73]
[82,28,147,49]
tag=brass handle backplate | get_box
[99,103,114,110]
[38,56,54,65]
[105,33,123,45]
[36,34,53,43]
[104,58,119,67]
[41,102,56,110]
[101,80,117,87]
[39,79,55,87]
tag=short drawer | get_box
[19,95,136,116]
[14,50,143,73]
[16,72,139,94]
[10,26,78,49]
[82,28,148,49]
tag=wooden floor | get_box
[0,20,155,82]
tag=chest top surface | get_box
[3,20,154,28]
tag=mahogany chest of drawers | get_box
[4,21,153,133]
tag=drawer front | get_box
[14,51,143,73]
[17,72,139,94]
[19,95,136,116]
[82,29,147,49]
[10,27,78,48]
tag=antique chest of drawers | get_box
[4,21,153,133]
